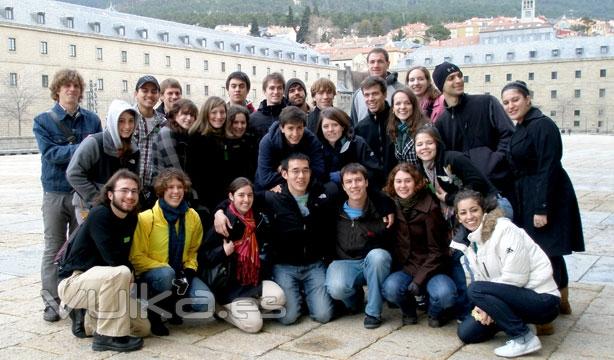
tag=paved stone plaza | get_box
[0,134,613,359]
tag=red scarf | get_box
[228,203,260,286]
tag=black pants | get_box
[457,281,560,343]
[549,256,569,289]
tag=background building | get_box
[0,0,335,140]
[396,35,614,133]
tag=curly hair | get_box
[49,69,85,102]
[383,163,427,198]
[153,168,192,198]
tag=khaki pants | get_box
[58,266,150,337]
[220,280,286,333]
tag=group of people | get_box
[33,46,584,358]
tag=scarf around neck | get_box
[395,120,420,166]
[228,203,260,286]
[159,198,189,274]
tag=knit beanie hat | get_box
[285,78,307,99]
[432,62,462,92]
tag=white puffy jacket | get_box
[451,208,560,297]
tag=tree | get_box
[570,24,588,35]
[356,19,372,36]
[426,23,451,41]
[250,18,260,37]
[287,6,297,30]
[296,6,311,44]
[0,75,34,137]
[312,0,320,16]
[393,28,406,41]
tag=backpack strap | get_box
[47,110,77,144]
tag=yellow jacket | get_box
[130,201,203,275]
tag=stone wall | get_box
[0,137,38,155]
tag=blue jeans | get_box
[497,195,514,220]
[325,248,391,318]
[272,261,334,325]
[382,271,457,318]
[450,250,471,320]
[458,281,560,343]
[140,266,214,313]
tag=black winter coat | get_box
[199,200,272,304]
[334,193,394,260]
[263,182,338,265]
[320,135,384,188]
[355,103,398,176]
[249,99,287,141]
[418,133,498,207]
[306,106,322,134]
[508,107,584,256]
[435,94,514,187]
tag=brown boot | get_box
[536,322,555,336]
[560,287,572,315]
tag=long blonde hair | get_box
[189,96,227,136]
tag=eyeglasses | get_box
[113,188,139,195]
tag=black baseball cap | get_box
[135,75,160,91]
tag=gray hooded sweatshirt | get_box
[67,99,139,208]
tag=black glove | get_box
[183,268,196,283]
[407,282,420,296]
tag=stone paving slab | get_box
[350,323,462,360]
[553,331,614,359]
[0,346,57,360]
[0,244,42,276]
[195,327,293,357]
[580,256,614,283]
[280,312,400,358]
[565,254,600,282]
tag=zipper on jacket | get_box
[482,262,490,278]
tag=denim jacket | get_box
[33,103,102,192]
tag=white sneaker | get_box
[494,332,542,358]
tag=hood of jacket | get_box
[385,71,399,86]
[104,99,138,155]
[520,106,545,126]
[468,207,506,245]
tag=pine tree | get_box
[287,6,296,30]
[296,7,311,43]
[250,18,260,37]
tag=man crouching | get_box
[58,169,149,352]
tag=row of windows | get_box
[549,88,607,99]
[462,68,608,85]
[409,45,610,66]
[7,38,326,80]
[484,69,608,82]
[3,8,326,65]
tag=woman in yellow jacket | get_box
[130,168,213,336]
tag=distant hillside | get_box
[58,0,613,30]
